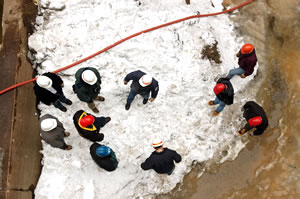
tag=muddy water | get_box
[158,0,300,198]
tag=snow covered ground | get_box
[28,0,258,198]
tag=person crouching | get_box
[141,139,182,175]
[73,110,111,142]
[208,77,234,116]
[40,114,72,150]
[34,72,72,112]
[238,101,268,136]
[90,143,118,172]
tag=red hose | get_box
[0,0,254,95]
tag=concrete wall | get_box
[0,0,41,198]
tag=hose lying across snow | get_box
[0,0,254,96]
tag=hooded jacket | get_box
[238,49,257,76]
[34,72,64,105]
[124,70,159,98]
[216,78,234,105]
[40,114,67,149]
[242,101,268,136]
[73,110,107,142]
[73,67,101,103]
[90,143,118,172]
[141,148,182,174]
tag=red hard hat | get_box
[80,115,95,127]
[248,116,262,127]
[214,83,226,95]
[241,43,254,54]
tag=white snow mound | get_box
[29,0,257,198]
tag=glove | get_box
[149,97,155,102]
[237,128,246,135]
[240,73,246,78]
[61,83,64,87]
[124,80,128,85]
[236,52,241,57]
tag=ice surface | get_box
[29,0,258,198]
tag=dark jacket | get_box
[90,143,118,172]
[141,148,182,174]
[242,101,268,136]
[238,49,257,76]
[34,72,64,105]
[40,114,67,149]
[216,78,234,105]
[124,70,159,98]
[73,110,107,142]
[73,67,101,103]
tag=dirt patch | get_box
[201,41,222,64]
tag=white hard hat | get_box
[81,70,97,85]
[36,76,52,88]
[139,74,152,87]
[41,118,57,131]
[152,138,163,148]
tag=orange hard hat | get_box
[248,116,262,127]
[80,115,95,127]
[213,83,226,95]
[241,43,254,54]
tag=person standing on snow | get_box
[208,77,234,116]
[141,139,182,175]
[90,143,118,172]
[73,110,111,142]
[34,72,72,112]
[40,114,72,150]
[73,67,104,113]
[238,101,268,136]
[124,70,159,110]
[226,43,257,79]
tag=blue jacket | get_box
[124,70,159,98]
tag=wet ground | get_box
[158,0,300,198]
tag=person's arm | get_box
[173,151,182,163]
[124,71,136,83]
[150,82,159,100]
[141,156,153,170]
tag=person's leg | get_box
[127,89,137,105]
[53,100,67,112]
[226,67,245,79]
[88,101,99,113]
[58,93,72,105]
[142,93,150,104]
[213,96,221,105]
[216,100,226,113]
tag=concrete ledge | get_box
[0,0,41,198]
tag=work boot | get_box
[125,103,130,110]
[65,99,72,105]
[88,102,99,113]
[105,117,111,124]
[96,96,105,101]
[64,132,70,137]
[143,98,148,105]
[208,100,215,106]
[59,106,67,112]
[212,110,220,116]
[65,145,72,150]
